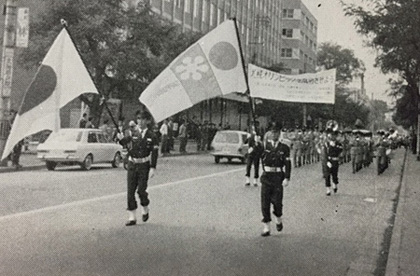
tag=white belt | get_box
[129,156,150,163]
[328,157,340,161]
[264,166,283,172]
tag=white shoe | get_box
[326,187,331,196]
[261,222,270,237]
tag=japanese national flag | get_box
[139,19,247,122]
[1,28,98,161]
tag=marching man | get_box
[324,126,343,196]
[245,125,263,186]
[117,111,159,226]
[260,121,291,237]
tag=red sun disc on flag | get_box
[208,41,238,70]
[19,65,57,115]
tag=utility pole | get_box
[417,82,420,161]
[0,0,18,166]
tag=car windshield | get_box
[47,130,83,142]
[214,132,239,144]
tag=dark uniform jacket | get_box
[245,135,264,158]
[262,139,291,180]
[119,127,159,168]
[326,140,343,160]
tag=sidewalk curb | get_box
[385,151,409,276]
[0,151,207,174]
[0,164,45,174]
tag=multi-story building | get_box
[144,0,287,67]
[141,0,311,129]
[280,0,317,74]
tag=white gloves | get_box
[283,179,290,187]
[116,132,124,140]
[327,162,332,168]
[149,168,155,178]
[248,147,254,154]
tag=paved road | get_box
[0,150,406,275]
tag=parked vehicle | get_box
[37,128,123,171]
[210,130,249,164]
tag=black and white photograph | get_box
[0,0,419,275]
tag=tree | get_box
[18,0,201,126]
[368,99,389,131]
[342,0,420,130]
[317,42,366,86]
[316,43,369,127]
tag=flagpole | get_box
[59,19,121,133]
[232,18,257,134]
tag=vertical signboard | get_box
[0,48,14,97]
[16,7,29,48]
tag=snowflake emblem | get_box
[175,56,209,80]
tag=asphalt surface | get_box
[0,149,408,276]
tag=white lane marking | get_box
[0,168,243,221]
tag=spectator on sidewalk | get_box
[160,119,169,155]
[179,120,188,153]
[168,118,174,151]
[11,139,24,169]
[79,113,88,128]
[86,117,95,128]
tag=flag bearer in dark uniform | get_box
[260,121,291,237]
[117,111,159,226]
[324,129,343,196]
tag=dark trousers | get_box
[261,172,284,223]
[325,161,339,187]
[161,135,169,153]
[179,137,187,152]
[245,155,260,178]
[127,162,150,211]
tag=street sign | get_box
[16,7,29,48]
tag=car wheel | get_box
[215,156,220,164]
[112,152,122,168]
[227,158,232,163]
[81,154,93,171]
[46,161,57,171]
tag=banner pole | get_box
[232,18,257,134]
[60,20,121,133]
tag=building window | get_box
[282,9,294,18]
[176,0,181,8]
[310,21,314,32]
[301,11,305,21]
[281,48,293,58]
[193,0,198,17]
[210,3,216,26]
[202,0,208,23]
[306,17,310,26]
[282,28,293,38]
[185,0,191,12]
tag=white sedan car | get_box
[37,128,123,171]
[210,130,249,164]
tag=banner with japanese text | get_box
[248,64,336,104]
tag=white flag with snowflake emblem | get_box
[139,19,247,122]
